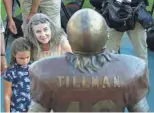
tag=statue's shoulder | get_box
[106,52,148,85]
[29,55,67,108]
[109,53,147,76]
[29,55,66,78]
[109,53,148,103]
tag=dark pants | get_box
[89,0,103,10]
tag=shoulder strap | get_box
[12,0,20,8]
[16,0,20,8]
[61,1,71,20]
[80,0,85,9]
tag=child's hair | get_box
[10,37,31,65]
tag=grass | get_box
[0,0,153,21]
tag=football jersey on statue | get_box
[29,52,149,112]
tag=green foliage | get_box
[147,0,154,16]
[1,0,21,21]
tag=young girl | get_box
[4,37,31,112]
[27,13,72,61]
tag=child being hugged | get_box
[4,37,31,112]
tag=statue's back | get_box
[30,53,149,112]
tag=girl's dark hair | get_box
[10,37,31,65]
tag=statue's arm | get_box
[28,67,51,112]
[127,66,149,112]
[28,101,49,112]
[127,97,149,112]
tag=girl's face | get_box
[15,51,30,66]
[32,22,52,44]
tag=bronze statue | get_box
[28,8,149,112]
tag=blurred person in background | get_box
[3,0,62,38]
[0,17,7,74]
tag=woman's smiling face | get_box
[32,22,52,44]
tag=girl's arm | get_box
[4,80,12,112]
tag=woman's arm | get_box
[4,80,12,112]
[61,39,72,53]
